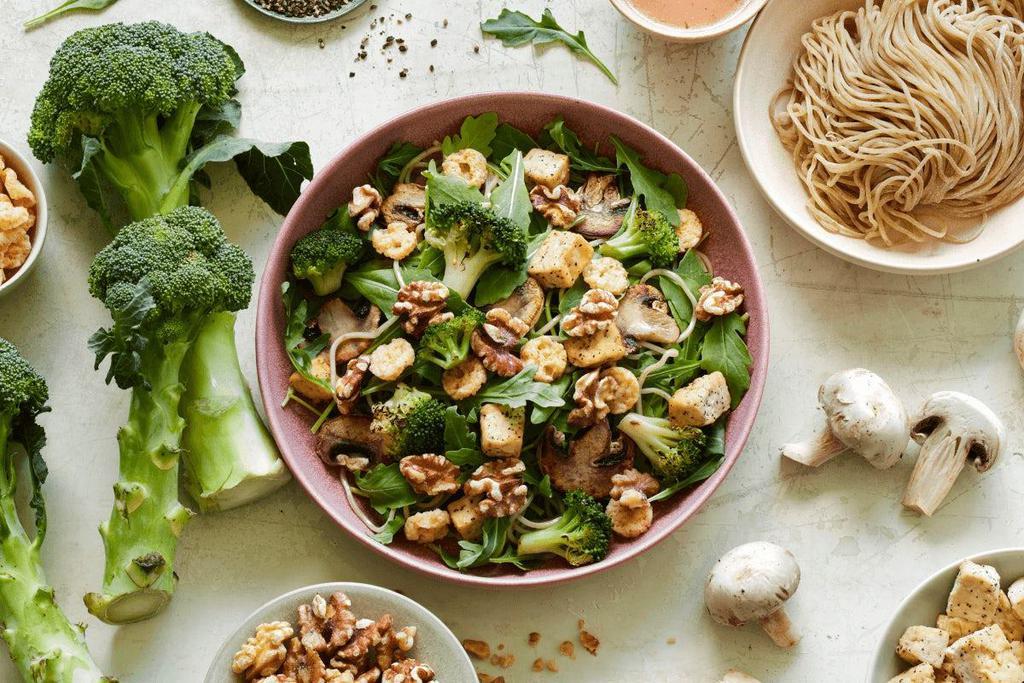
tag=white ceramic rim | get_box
[204,581,476,682]
[867,547,1024,681]
[0,139,47,297]
[239,0,371,24]
[608,0,769,42]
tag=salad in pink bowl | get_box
[256,92,768,586]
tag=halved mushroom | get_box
[317,299,382,362]
[381,183,426,228]
[616,284,681,348]
[902,392,1004,516]
[489,277,545,329]
[573,174,630,239]
[538,421,634,499]
[316,414,393,465]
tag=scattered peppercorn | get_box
[399,68,409,78]
[474,45,480,53]
[430,38,437,47]
[349,72,355,77]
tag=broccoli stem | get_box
[441,247,501,300]
[0,420,110,682]
[179,312,290,512]
[516,524,566,559]
[85,341,194,625]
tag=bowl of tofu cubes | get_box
[872,549,1024,682]
[255,92,769,586]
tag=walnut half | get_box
[464,459,529,517]
[399,454,460,496]
[393,281,452,336]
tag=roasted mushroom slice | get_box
[489,277,545,329]
[574,174,630,239]
[381,183,426,228]
[316,415,394,465]
[317,299,382,362]
[616,284,681,348]
[538,421,634,499]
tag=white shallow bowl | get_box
[609,0,768,43]
[205,582,476,683]
[734,0,1024,274]
[870,548,1024,682]
[0,139,47,298]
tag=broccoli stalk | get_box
[516,491,612,567]
[370,385,446,458]
[599,207,679,267]
[616,413,708,484]
[417,309,485,370]
[0,339,111,682]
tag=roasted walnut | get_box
[335,355,370,414]
[696,277,744,321]
[232,621,294,679]
[568,366,640,428]
[399,454,460,495]
[464,459,528,517]
[382,660,436,683]
[332,614,393,668]
[471,309,529,377]
[281,637,331,683]
[349,185,382,232]
[561,289,618,337]
[392,281,452,336]
[297,592,357,655]
[530,184,581,228]
[404,509,450,544]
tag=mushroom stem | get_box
[1015,309,1024,370]
[759,609,799,648]
[780,427,847,467]
[902,430,962,516]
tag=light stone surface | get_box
[1,1,1022,681]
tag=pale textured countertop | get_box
[1,1,1022,681]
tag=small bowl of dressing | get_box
[609,0,770,42]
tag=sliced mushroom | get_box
[902,392,1004,516]
[381,183,426,228]
[317,299,382,362]
[489,277,545,329]
[573,174,630,239]
[316,414,394,464]
[615,284,681,348]
[538,421,634,499]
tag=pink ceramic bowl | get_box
[256,92,769,587]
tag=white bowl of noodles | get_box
[734,0,1024,274]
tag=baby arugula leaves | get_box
[481,9,618,84]
[24,0,120,29]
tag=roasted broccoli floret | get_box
[516,491,612,567]
[370,384,446,458]
[417,308,485,370]
[599,208,678,267]
[616,413,707,483]
[425,201,527,299]
[290,224,365,296]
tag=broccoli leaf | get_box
[191,99,242,148]
[87,281,157,390]
[342,261,436,314]
[371,514,406,545]
[544,118,618,173]
[467,365,567,410]
[700,313,752,406]
[354,464,419,514]
[481,9,617,84]
[23,0,119,29]
[456,517,513,569]
[71,135,115,230]
[424,161,485,216]
[281,282,331,393]
[441,113,499,157]
[609,136,687,226]
[371,141,424,195]
[491,123,537,161]
[17,418,50,539]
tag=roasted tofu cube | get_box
[947,624,1024,682]
[939,614,983,641]
[479,404,525,458]
[524,148,570,189]
[888,664,936,683]
[288,352,333,403]
[948,562,1002,624]
[448,495,485,541]
[995,592,1024,641]
[527,230,594,289]
[898,626,950,667]
[669,371,731,427]
[563,324,627,368]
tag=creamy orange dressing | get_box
[629,0,744,28]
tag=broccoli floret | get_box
[425,201,527,300]
[516,491,612,567]
[290,226,365,296]
[417,308,485,370]
[616,413,707,483]
[599,208,678,267]
[371,384,446,458]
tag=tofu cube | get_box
[947,624,1024,682]
[447,496,485,541]
[888,664,936,683]
[524,148,570,189]
[563,324,627,369]
[939,614,983,641]
[479,404,525,459]
[669,371,732,427]
[288,352,333,403]
[528,230,594,289]
[949,562,1002,624]
[898,626,950,667]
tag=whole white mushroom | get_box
[705,542,801,648]
[781,368,908,469]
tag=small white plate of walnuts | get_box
[206,582,476,683]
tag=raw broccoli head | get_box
[425,201,527,299]
[599,208,678,267]
[417,308,485,370]
[370,384,446,458]
[616,413,707,484]
[0,338,49,431]
[516,490,612,567]
[290,226,364,296]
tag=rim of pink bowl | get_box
[256,91,770,588]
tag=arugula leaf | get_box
[371,514,406,545]
[481,9,618,84]
[529,374,572,425]
[659,250,712,326]
[342,261,436,314]
[443,406,477,451]
[490,151,532,230]
[456,517,513,569]
[473,228,546,307]
[609,136,687,225]
[24,0,119,29]
[648,455,724,503]
[371,141,423,195]
[544,118,617,173]
[467,365,567,410]
[417,245,445,277]
[700,313,752,406]
[424,161,485,217]
[354,464,419,514]
[491,123,538,161]
[441,113,499,157]
[280,282,331,394]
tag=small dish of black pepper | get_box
[241,0,371,24]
